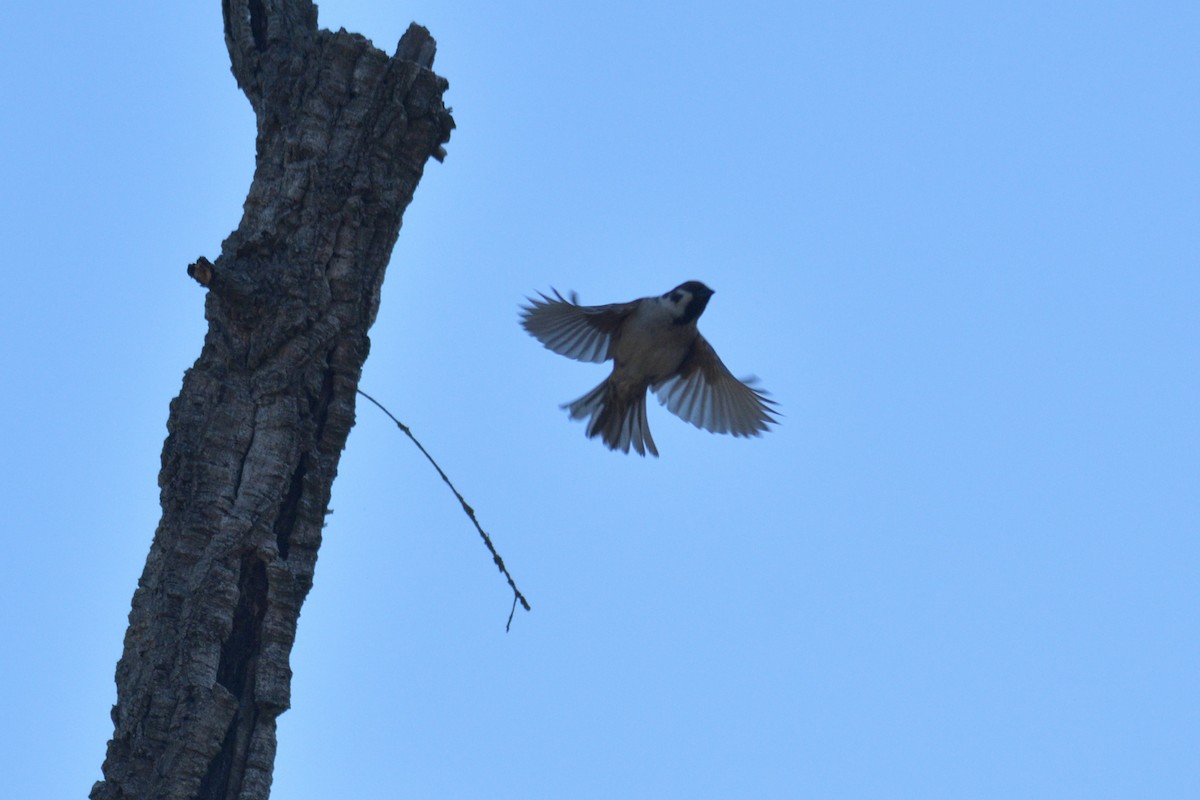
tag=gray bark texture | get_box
[92,2,453,798]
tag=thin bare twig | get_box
[356,389,531,631]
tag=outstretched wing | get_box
[520,289,638,363]
[653,334,779,437]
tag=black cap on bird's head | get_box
[677,280,713,297]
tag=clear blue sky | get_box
[2,2,1196,797]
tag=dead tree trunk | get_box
[92,3,453,798]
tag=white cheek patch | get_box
[659,292,691,318]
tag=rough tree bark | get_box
[92,3,453,798]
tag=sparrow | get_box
[520,280,778,456]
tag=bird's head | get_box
[662,281,714,325]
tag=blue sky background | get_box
[2,2,1197,797]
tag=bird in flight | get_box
[520,281,778,456]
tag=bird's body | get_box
[521,281,778,456]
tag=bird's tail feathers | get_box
[562,379,658,457]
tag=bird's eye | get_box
[669,292,682,303]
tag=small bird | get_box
[520,281,778,456]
